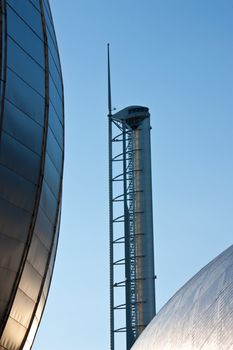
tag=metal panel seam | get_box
[0,0,7,142]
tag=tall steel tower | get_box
[108,45,156,350]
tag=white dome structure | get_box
[132,245,233,350]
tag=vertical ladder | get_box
[109,117,139,350]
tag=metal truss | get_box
[109,116,139,350]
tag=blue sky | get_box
[34,1,233,349]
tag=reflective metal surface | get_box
[0,1,64,349]
[131,244,233,350]
[109,103,155,350]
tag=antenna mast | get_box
[108,43,115,350]
[107,43,112,116]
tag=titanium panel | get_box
[6,0,44,39]
[7,5,45,65]
[5,69,45,125]
[0,1,64,349]
[132,244,233,350]
[3,100,43,154]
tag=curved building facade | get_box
[0,1,64,349]
[132,244,233,350]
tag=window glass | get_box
[40,181,58,225]
[49,102,63,147]
[3,100,43,155]
[46,128,62,172]
[0,164,36,212]
[0,132,41,184]
[7,5,44,66]
[0,197,31,241]
[7,38,45,96]
[5,69,45,126]
[6,0,43,39]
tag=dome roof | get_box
[0,2,64,349]
[132,245,233,350]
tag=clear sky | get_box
[34,1,233,349]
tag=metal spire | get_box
[108,42,114,350]
[107,43,112,116]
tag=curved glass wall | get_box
[0,1,64,349]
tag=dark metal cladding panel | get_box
[46,127,63,172]
[0,0,45,345]
[3,100,43,155]
[132,245,233,350]
[44,154,60,199]
[25,207,61,350]
[7,38,45,96]
[33,207,54,249]
[0,0,64,349]
[0,234,25,271]
[7,4,44,66]
[0,198,31,241]
[5,69,45,126]
[0,164,37,211]
[49,102,63,147]
[6,0,43,39]
[0,132,41,183]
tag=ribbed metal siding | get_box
[132,117,155,334]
